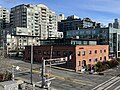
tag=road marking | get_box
[91,76,117,90]
[18,66,93,86]
[62,84,73,88]
[104,78,120,90]
[100,77,120,89]
[114,85,120,90]
[48,73,93,86]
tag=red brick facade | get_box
[24,45,109,71]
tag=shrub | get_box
[96,61,102,68]
[117,58,120,63]
[110,60,119,67]
[95,59,119,72]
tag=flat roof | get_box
[40,38,97,41]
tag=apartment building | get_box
[24,45,109,71]
[10,4,62,39]
[58,15,82,36]
[0,6,10,48]
[58,15,101,37]
[4,4,63,55]
[0,6,9,29]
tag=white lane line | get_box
[96,77,120,90]
[104,78,120,90]
[91,76,116,90]
[114,85,120,90]
[99,77,120,89]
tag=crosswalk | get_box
[92,76,120,90]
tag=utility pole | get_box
[49,46,53,75]
[41,58,46,88]
[2,30,5,58]
[30,45,33,85]
[2,39,4,58]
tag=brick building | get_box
[24,45,109,71]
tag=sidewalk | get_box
[16,77,57,90]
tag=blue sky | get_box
[1,0,120,25]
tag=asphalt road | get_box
[1,57,120,90]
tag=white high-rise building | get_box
[0,6,10,49]
[0,6,9,29]
[6,4,63,55]
[10,4,62,39]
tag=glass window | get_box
[47,51,50,55]
[82,51,85,56]
[89,50,92,54]
[89,59,91,63]
[104,56,106,61]
[100,50,102,53]
[69,51,73,55]
[57,51,60,56]
[38,51,41,55]
[104,50,106,53]
[52,51,56,56]
[78,51,80,56]
[100,57,102,60]
[43,51,47,55]
[94,58,97,62]
[95,50,97,54]
[78,61,81,66]
[63,51,67,57]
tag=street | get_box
[1,57,120,90]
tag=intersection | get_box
[1,57,120,90]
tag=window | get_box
[52,51,56,56]
[69,51,73,55]
[78,61,81,66]
[63,51,67,57]
[82,51,85,56]
[47,51,50,55]
[100,57,102,60]
[89,59,91,63]
[104,56,106,61]
[89,50,92,54]
[57,51,60,56]
[43,51,47,55]
[24,39,26,42]
[28,50,31,54]
[100,50,102,53]
[69,55,72,60]
[94,58,97,62]
[34,51,37,54]
[104,50,106,53]
[78,51,80,56]
[38,51,41,55]
[95,50,97,54]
